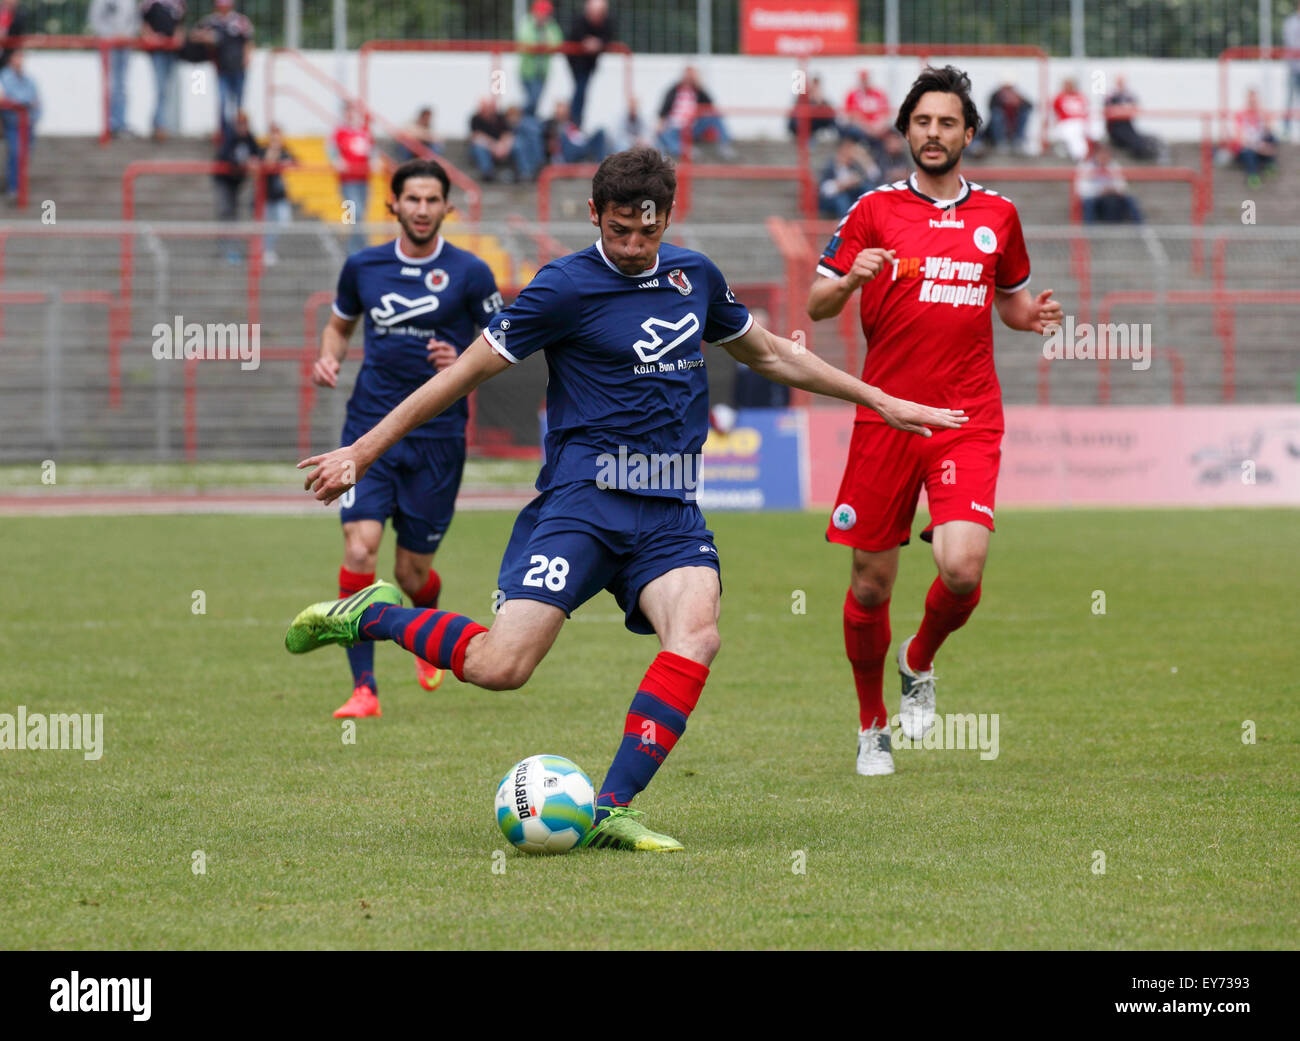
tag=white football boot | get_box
[856,724,895,776]
[897,635,937,741]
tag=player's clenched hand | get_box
[1029,289,1063,334]
[312,355,341,388]
[844,248,896,290]
[872,393,968,438]
[426,339,458,371]
[298,446,364,504]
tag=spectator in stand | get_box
[140,0,185,142]
[517,0,563,118]
[331,103,374,252]
[1104,75,1162,161]
[543,99,609,164]
[979,77,1033,154]
[469,96,518,182]
[614,96,650,152]
[1232,88,1279,187]
[1284,1,1300,138]
[818,138,880,219]
[840,69,890,155]
[878,131,909,183]
[656,65,736,160]
[393,106,444,161]
[1076,143,1143,224]
[505,103,546,180]
[0,1,25,73]
[261,123,294,266]
[213,109,260,262]
[565,0,613,129]
[1051,78,1090,161]
[193,0,253,140]
[787,74,837,140]
[0,46,36,203]
[89,0,139,139]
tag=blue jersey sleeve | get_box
[333,255,362,320]
[701,257,753,344]
[483,262,580,364]
[465,259,504,335]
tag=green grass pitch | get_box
[1,508,1296,949]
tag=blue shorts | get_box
[338,426,465,554]
[497,482,721,635]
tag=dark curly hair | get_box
[591,147,677,219]
[894,65,982,137]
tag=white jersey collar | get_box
[394,234,445,264]
[595,238,661,279]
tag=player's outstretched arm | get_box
[995,287,1063,333]
[299,334,511,503]
[720,321,967,437]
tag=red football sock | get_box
[412,568,441,608]
[338,566,375,598]
[843,589,891,730]
[907,577,982,672]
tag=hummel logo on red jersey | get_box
[930,206,964,229]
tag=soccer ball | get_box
[494,755,595,855]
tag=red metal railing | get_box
[264,46,482,221]
[1217,46,1300,139]
[357,39,635,121]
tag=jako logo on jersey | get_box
[638,278,660,289]
[425,268,450,293]
[369,292,440,326]
[973,226,997,253]
[400,266,422,276]
[832,503,857,530]
[668,268,692,296]
[631,312,700,364]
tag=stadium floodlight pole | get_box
[884,0,900,110]
[698,0,712,56]
[286,0,301,51]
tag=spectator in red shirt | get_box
[1051,78,1090,161]
[330,104,373,253]
[1232,88,1278,186]
[655,65,735,160]
[840,69,890,154]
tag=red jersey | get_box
[845,85,890,125]
[1053,90,1089,122]
[333,127,373,182]
[817,173,1030,429]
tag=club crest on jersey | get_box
[425,268,450,293]
[973,226,997,254]
[832,503,857,530]
[667,268,692,296]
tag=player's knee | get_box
[470,651,536,692]
[669,623,720,667]
[343,539,377,573]
[392,560,425,595]
[850,570,894,607]
[938,559,983,595]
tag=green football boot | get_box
[284,581,402,654]
[580,807,684,852]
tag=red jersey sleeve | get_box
[817,194,875,279]
[995,205,1031,293]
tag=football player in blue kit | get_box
[311,158,503,719]
[287,148,965,849]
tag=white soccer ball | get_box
[494,755,595,855]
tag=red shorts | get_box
[825,421,1002,552]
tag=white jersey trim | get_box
[711,313,754,345]
[332,303,360,320]
[595,238,661,279]
[394,235,445,265]
[482,328,518,364]
[996,275,1031,294]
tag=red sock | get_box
[339,566,375,598]
[908,577,981,672]
[412,568,441,608]
[843,589,891,730]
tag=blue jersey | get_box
[482,240,752,501]
[334,236,502,439]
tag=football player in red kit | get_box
[807,66,1063,775]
